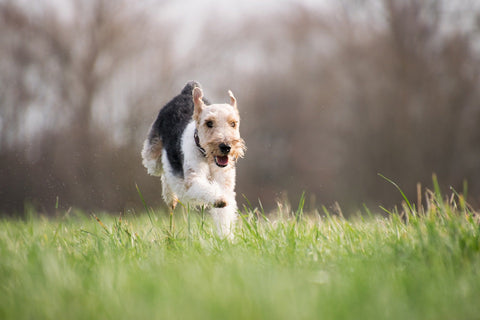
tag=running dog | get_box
[141,81,245,238]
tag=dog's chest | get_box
[208,163,235,190]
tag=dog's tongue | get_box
[216,156,229,167]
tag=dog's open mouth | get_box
[215,156,229,167]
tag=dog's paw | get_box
[213,199,227,208]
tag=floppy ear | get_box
[193,87,204,121]
[228,90,237,109]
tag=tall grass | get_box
[1,180,479,320]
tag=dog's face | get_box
[193,87,245,168]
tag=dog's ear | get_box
[228,90,237,110]
[193,87,204,121]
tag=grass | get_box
[1,180,479,320]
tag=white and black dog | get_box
[142,81,245,238]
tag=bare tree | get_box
[0,0,177,213]
[221,0,480,210]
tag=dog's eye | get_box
[230,121,236,128]
[206,121,213,128]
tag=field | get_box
[1,182,480,320]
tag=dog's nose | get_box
[219,143,231,154]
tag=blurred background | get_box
[1,0,479,216]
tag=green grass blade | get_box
[378,173,414,215]
[135,183,155,227]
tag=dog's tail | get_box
[182,80,211,105]
[181,80,201,95]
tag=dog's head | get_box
[193,87,245,168]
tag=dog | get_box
[141,81,245,238]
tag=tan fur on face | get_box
[193,88,246,165]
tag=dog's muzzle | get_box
[215,143,231,167]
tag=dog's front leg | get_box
[184,175,227,208]
[210,198,237,239]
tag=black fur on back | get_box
[148,81,210,178]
